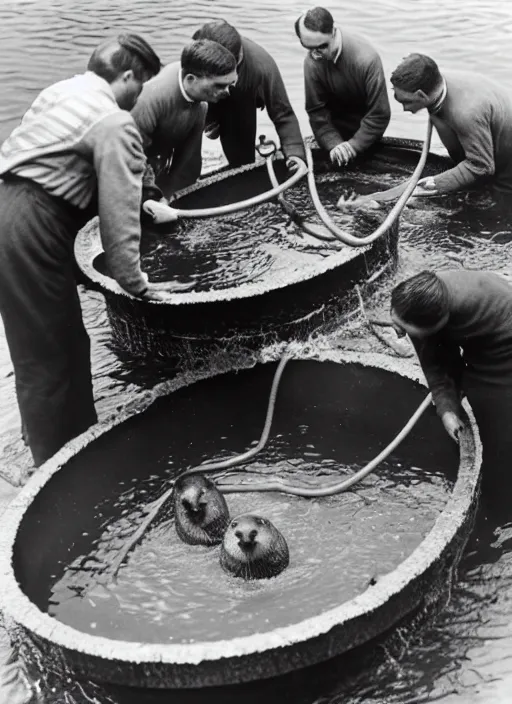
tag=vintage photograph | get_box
[0,1,511,702]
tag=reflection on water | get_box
[1,0,512,702]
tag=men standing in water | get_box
[295,7,390,167]
[0,34,188,468]
[192,20,306,170]
[391,53,512,197]
[131,39,237,200]
[390,269,512,495]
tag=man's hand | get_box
[337,191,362,211]
[441,411,465,442]
[330,142,357,167]
[143,199,179,224]
[140,280,195,301]
[286,156,306,173]
[411,176,438,198]
[205,121,220,140]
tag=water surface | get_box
[50,459,449,644]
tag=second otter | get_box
[173,473,230,546]
[220,513,290,580]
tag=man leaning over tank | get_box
[295,6,390,169]
[131,38,238,207]
[391,53,512,199]
[0,34,190,470]
[390,269,512,498]
[192,19,306,172]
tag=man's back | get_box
[0,71,127,208]
[432,71,512,193]
[433,269,512,380]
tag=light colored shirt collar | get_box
[332,27,343,63]
[178,68,194,103]
[429,78,447,115]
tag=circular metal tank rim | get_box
[0,348,482,672]
[74,139,412,306]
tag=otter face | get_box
[180,485,208,524]
[173,473,230,546]
[220,513,290,580]
[230,515,270,559]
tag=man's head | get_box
[295,7,338,62]
[181,39,237,103]
[88,34,161,110]
[391,53,443,113]
[390,271,449,339]
[192,20,243,65]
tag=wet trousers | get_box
[0,178,97,467]
[464,377,512,502]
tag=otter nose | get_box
[235,529,258,543]
[182,498,200,513]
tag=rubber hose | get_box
[305,119,433,246]
[172,161,308,218]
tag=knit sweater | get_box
[411,270,512,418]
[0,71,148,296]
[431,71,512,194]
[304,31,390,154]
[131,62,207,197]
[233,37,305,160]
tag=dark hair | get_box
[391,271,448,328]
[294,7,334,38]
[390,53,442,95]
[192,20,242,59]
[88,34,161,82]
[181,39,236,78]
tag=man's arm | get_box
[346,55,390,155]
[89,113,148,296]
[158,104,206,199]
[262,56,305,161]
[305,59,344,152]
[411,335,464,418]
[130,86,163,153]
[432,111,495,193]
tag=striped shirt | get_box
[0,71,148,295]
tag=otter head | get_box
[173,473,230,546]
[220,513,289,580]
[179,482,208,524]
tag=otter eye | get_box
[256,518,264,525]
[231,521,238,528]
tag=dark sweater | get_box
[411,270,512,418]
[432,71,512,194]
[304,31,390,154]
[131,62,207,197]
[212,37,305,161]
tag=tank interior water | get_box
[13,362,459,647]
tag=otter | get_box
[220,513,289,580]
[173,473,230,546]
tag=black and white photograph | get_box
[0,1,511,702]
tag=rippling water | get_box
[1,0,512,702]
[50,457,448,644]
[141,169,392,289]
